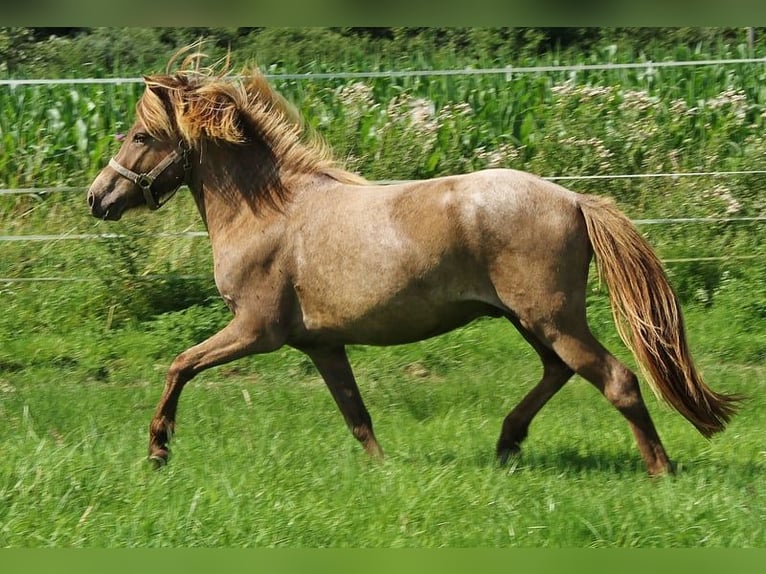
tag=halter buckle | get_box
[136,174,153,190]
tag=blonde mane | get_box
[135,50,367,187]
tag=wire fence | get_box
[3,217,766,245]
[5,169,766,198]
[2,57,764,282]
[2,169,764,279]
[1,213,763,283]
[3,56,766,86]
[1,256,761,284]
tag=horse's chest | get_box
[212,242,286,312]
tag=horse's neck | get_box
[190,180,280,241]
[187,141,350,247]
[189,145,286,237]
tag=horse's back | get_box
[381,168,586,262]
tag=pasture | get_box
[0,303,764,547]
[1,35,765,547]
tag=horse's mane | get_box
[135,48,367,191]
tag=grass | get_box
[1,307,764,547]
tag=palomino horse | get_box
[86,55,740,476]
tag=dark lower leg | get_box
[496,360,573,462]
[149,381,184,464]
[553,333,673,476]
[304,346,382,458]
[624,406,674,476]
[605,374,674,476]
[497,317,574,463]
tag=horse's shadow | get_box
[508,447,652,476]
[398,445,650,475]
[483,446,764,478]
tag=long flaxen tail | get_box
[578,194,741,437]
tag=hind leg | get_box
[490,223,671,474]
[544,325,673,476]
[492,291,671,472]
[497,317,574,464]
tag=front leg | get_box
[149,316,283,466]
[302,345,383,458]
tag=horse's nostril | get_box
[87,192,95,208]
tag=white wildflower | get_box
[477,143,521,168]
[706,89,748,122]
[337,82,376,123]
[706,184,742,215]
[384,94,439,137]
[620,90,658,113]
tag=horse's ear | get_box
[143,75,161,92]
[142,76,171,107]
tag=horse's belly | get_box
[296,297,501,346]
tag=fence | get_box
[2,58,765,282]
[3,56,766,86]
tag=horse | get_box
[86,54,740,476]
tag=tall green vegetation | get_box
[1,27,762,77]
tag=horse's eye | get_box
[133,133,149,144]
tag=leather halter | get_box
[108,144,192,210]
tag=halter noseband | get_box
[108,144,192,210]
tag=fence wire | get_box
[2,57,765,281]
[3,56,766,86]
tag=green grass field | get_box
[1,32,765,548]
[1,303,764,547]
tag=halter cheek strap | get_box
[108,146,191,210]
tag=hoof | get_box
[496,444,521,466]
[148,450,169,469]
[648,459,676,477]
[364,441,384,460]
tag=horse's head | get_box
[87,115,191,221]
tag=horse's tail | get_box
[578,194,741,437]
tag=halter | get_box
[108,143,192,210]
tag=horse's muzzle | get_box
[87,188,121,221]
